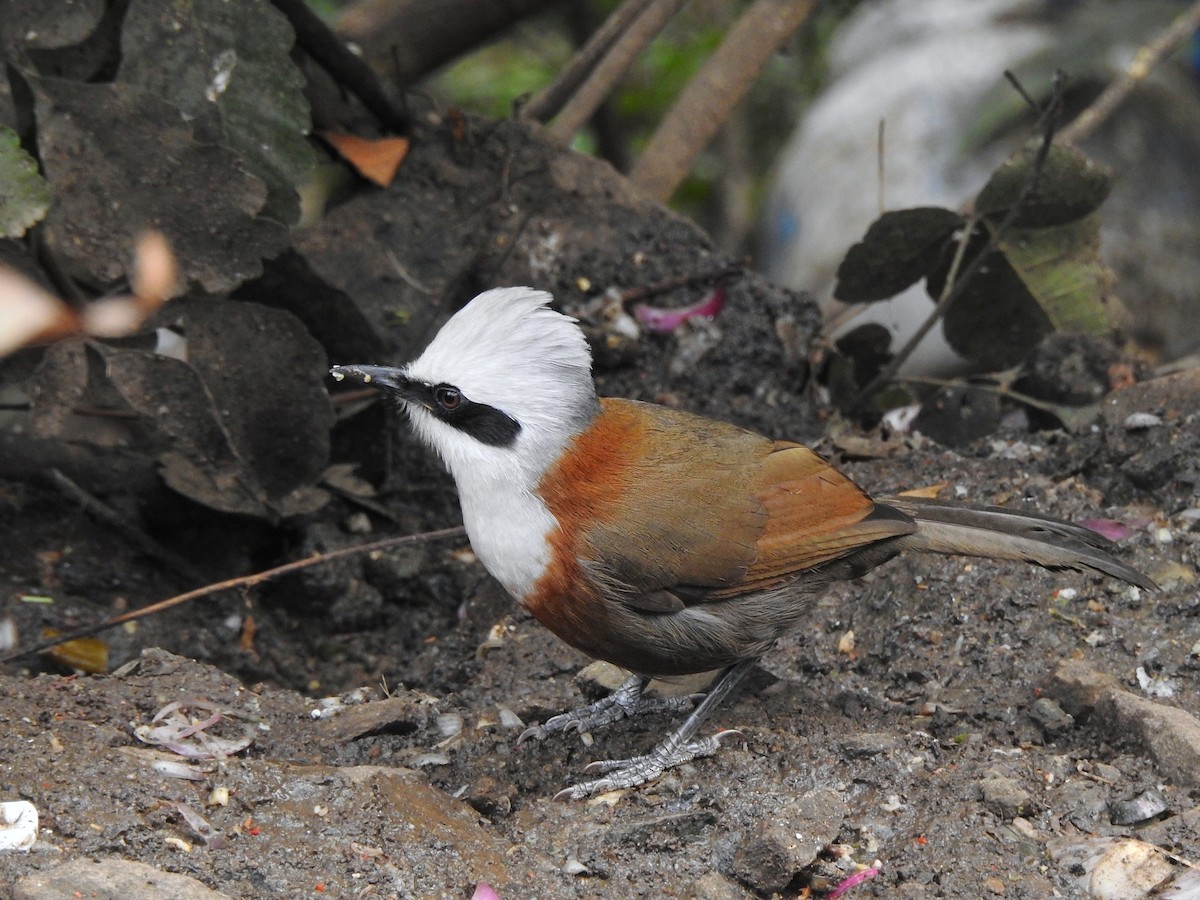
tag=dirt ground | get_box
[2,119,1200,899]
[2,362,1199,898]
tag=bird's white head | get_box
[332,287,599,486]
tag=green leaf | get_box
[930,214,1113,370]
[998,213,1113,335]
[834,207,963,303]
[975,142,1112,228]
[0,126,50,238]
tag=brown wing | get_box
[705,442,917,598]
[532,403,919,675]
[562,400,771,608]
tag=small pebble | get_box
[563,858,591,876]
[1122,412,1162,430]
[1030,697,1075,738]
[408,751,451,767]
[343,512,372,534]
[979,774,1031,819]
[496,705,524,729]
[0,801,38,852]
[1108,788,1168,826]
[1135,667,1179,699]
[436,713,464,738]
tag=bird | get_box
[330,286,1153,800]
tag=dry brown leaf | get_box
[42,630,109,674]
[3,231,178,350]
[896,482,950,499]
[0,267,78,356]
[320,132,410,187]
[131,230,179,307]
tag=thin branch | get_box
[850,74,1065,413]
[630,0,818,202]
[0,526,466,664]
[876,119,885,215]
[1060,0,1200,145]
[850,216,978,412]
[1003,68,1040,113]
[522,0,658,123]
[45,469,208,586]
[270,0,410,133]
[547,0,689,144]
[616,260,745,305]
[898,374,1101,430]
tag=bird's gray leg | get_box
[517,674,699,744]
[553,659,754,801]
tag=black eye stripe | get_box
[427,384,520,448]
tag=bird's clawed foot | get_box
[520,661,755,801]
[553,729,743,801]
[516,674,699,744]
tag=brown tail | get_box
[880,496,1156,591]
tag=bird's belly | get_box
[524,583,819,678]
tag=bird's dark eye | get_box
[434,385,462,411]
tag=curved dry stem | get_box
[0,525,467,664]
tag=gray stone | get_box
[1030,697,1075,738]
[979,773,1032,819]
[14,858,234,900]
[1109,788,1169,826]
[838,731,899,759]
[730,788,845,894]
[1044,659,1118,718]
[1094,690,1200,788]
[686,871,753,900]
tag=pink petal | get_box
[633,288,725,333]
[1078,519,1137,542]
[827,866,880,899]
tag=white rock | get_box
[0,800,38,852]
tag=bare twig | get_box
[616,261,745,305]
[1059,0,1200,145]
[0,526,466,664]
[851,216,979,411]
[898,374,1101,431]
[523,0,659,123]
[45,469,208,586]
[335,0,559,89]
[630,0,818,202]
[270,0,410,133]
[1003,68,1040,113]
[876,119,886,215]
[547,0,690,144]
[850,74,1065,413]
[385,249,435,294]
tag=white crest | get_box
[402,287,597,469]
[400,287,600,599]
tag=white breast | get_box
[455,465,557,602]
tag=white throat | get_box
[404,405,573,601]
[453,458,557,601]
